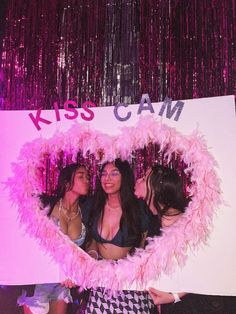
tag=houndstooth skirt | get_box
[85,287,158,314]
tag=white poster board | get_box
[0,95,235,295]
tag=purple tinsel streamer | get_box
[0,0,235,110]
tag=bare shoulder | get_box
[50,202,60,219]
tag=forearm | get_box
[86,239,99,259]
[177,292,187,298]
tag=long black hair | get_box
[146,164,189,217]
[40,163,86,216]
[88,159,143,247]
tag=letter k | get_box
[29,109,52,131]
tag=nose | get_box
[83,176,89,183]
[102,173,113,180]
[102,174,112,183]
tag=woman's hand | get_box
[148,287,186,304]
[148,287,185,305]
[87,249,99,259]
[61,278,77,288]
[148,287,174,304]
[86,239,99,259]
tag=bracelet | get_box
[172,293,181,303]
[87,250,99,260]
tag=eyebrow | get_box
[102,169,120,172]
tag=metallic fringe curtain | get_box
[0,0,235,110]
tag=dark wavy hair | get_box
[146,164,189,217]
[40,163,86,216]
[88,158,143,247]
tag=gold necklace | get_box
[59,199,80,222]
[162,214,180,227]
[106,201,121,211]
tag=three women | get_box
[20,160,188,313]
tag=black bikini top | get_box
[92,200,150,248]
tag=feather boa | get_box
[7,116,221,290]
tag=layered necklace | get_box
[59,198,81,222]
[162,212,181,227]
[105,201,121,211]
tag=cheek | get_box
[74,180,85,190]
[116,179,122,190]
[139,182,147,197]
[78,182,89,195]
[101,180,105,190]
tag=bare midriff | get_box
[97,242,131,260]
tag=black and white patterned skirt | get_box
[85,287,158,314]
